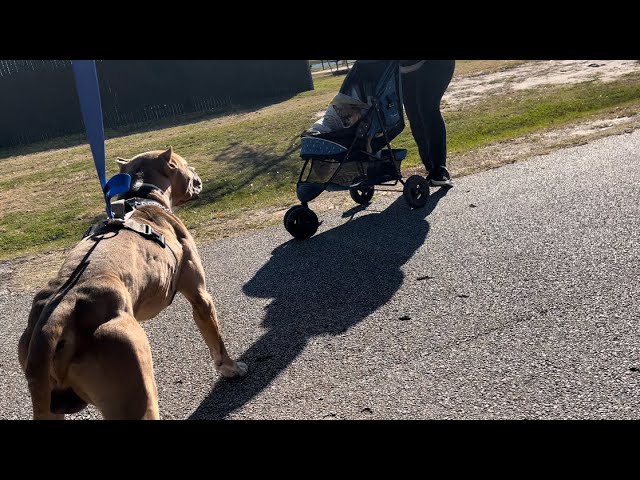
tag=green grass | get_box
[448,79,640,153]
[2,70,640,260]
[0,208,89,255]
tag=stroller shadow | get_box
[189,188,449,419]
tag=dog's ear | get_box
[116,157,130,165]
[159,146,177,170]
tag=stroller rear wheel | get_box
[403,175,430,208]
[349,177,375,205]
[285,205,319,240]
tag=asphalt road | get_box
[2,130,639,419]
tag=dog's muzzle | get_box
[190,168,203,198]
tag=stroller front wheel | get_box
[285,205,319,240]
[349,178,375,205]
[403,175,430,208]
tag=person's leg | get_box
[402,70,430,173]
[416,60,455,185]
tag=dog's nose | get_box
[192,174,203,195]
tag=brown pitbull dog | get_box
[18,147,247,420]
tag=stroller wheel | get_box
[403,175,430,208]
[349,178,375,205]
[285,206,319,240]
[284,205,304,228]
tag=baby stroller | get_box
[284,60,430,240]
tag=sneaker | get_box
[427,167,454,188]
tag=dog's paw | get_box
[235,361,248,377]
[218,361,248,379]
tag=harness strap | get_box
[83,219,165,248]
[122,219,166,248]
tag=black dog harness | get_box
[83,183,174,252]
[83,200,167,247]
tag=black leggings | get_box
[402,60,455,174]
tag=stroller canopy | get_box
[338,60,404,142]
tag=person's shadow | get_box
[189,188,449,419]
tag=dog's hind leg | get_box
[18,285,58,373]
[178,255,247,379]
[67,313,160,420]
[22,289,68,420]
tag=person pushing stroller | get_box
[400,60,455,188]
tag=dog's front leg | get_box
[192,290,248,378]
[179,256,247,378]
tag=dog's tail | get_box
[24,306,76,419]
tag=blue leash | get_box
[71,60,131,219]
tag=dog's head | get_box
[116,147,202,207]
[333,103,368,129]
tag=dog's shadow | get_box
[189,189,449,419]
